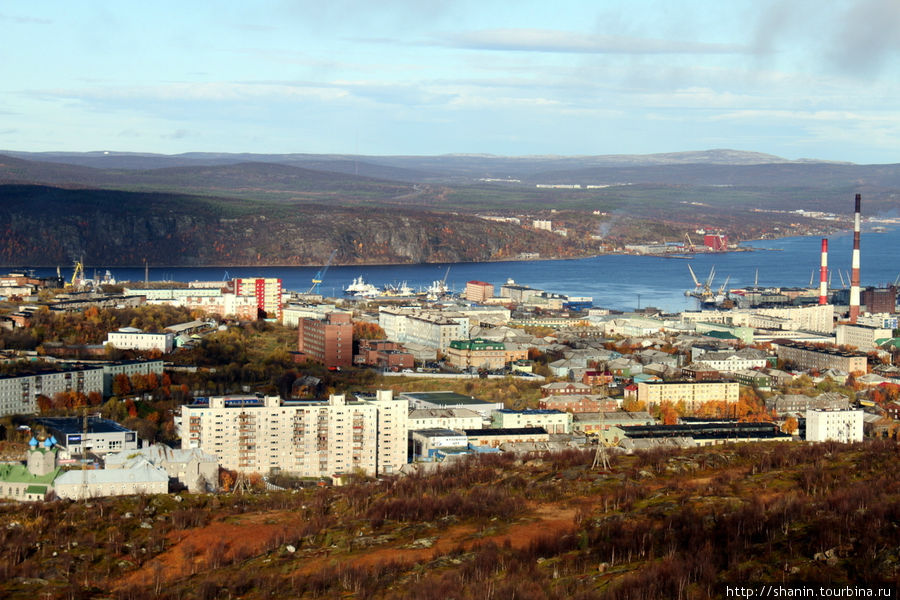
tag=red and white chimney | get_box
[849,193,861,323]
[819,238,828,305]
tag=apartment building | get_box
[378,308,469,352]
[297,312,353,369]
[637,380,739,410]
[181,391,407,477]
[835,323,894,350]
[234,277,283,319]
[464,280,494,303]
[805,409,864,443]
[774,341,867,373]
[0,367,104,416]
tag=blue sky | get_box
[2,0,899,163]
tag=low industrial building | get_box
[35,417,139,457]
[399,391,504,419]
[409,428,469,461]
[491,409,572,434]
[354,339,415,370]
[105,445,219,493]
[464,427,550,449]
[622,421,792,447]
[408,408,484,431]
[54,460,169,500]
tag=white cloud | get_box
[437,28,750,55]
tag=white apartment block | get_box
[835,323,894,350]
[106,328,175,353]
[691,352,769,372]
[124,287,223,301]
[682,304,834,334]
[378,308,469,351]
[491,409,572,434]
[408,408,484,431]
[182,391,407,477]
[805,409,863,443]
[282,304,344,328]
[637,381,739,410]
[0,367,104,416]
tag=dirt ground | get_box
[115,502,582,591]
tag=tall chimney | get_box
[849,193,861,323]
[819,238,828,305]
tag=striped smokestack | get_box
[819,238,828,305]
[849,193,861,323]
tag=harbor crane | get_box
[307,249,338,294]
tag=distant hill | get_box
[2,148,853,185]
[0,184,588,266]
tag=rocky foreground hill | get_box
[0,441,898,599]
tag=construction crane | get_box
[307,249,338,294]
[684,233,696,252]
[68,260,84,289]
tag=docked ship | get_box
[344,276,380,298]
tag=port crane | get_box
[307,249,338,295]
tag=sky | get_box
[2,0,900,163]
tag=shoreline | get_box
[4,225,893,272]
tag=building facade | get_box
[835,323,894,350]
[491,409,572,434]
[234,277,283,319]
[0,367,104,416]
[106,328,175,353]
[464,280,494,303]
[297,312,353,368]
[182,391,407,477]
[637,381,739,410]
[805,409,864,443]
[774,342,867,373]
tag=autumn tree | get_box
[352,321,386,340]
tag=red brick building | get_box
[539,394,617,413]
[354,340,415,370]
[297,313,352,368]
[582,371,613,387]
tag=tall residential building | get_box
[297,312,353,368]
[181,391,407,476]
[465,280,494,303]
[234,277,283,319]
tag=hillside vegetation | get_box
[1,441,899,599]
[0,185,591,266]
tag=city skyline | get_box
[2,1,899,163]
